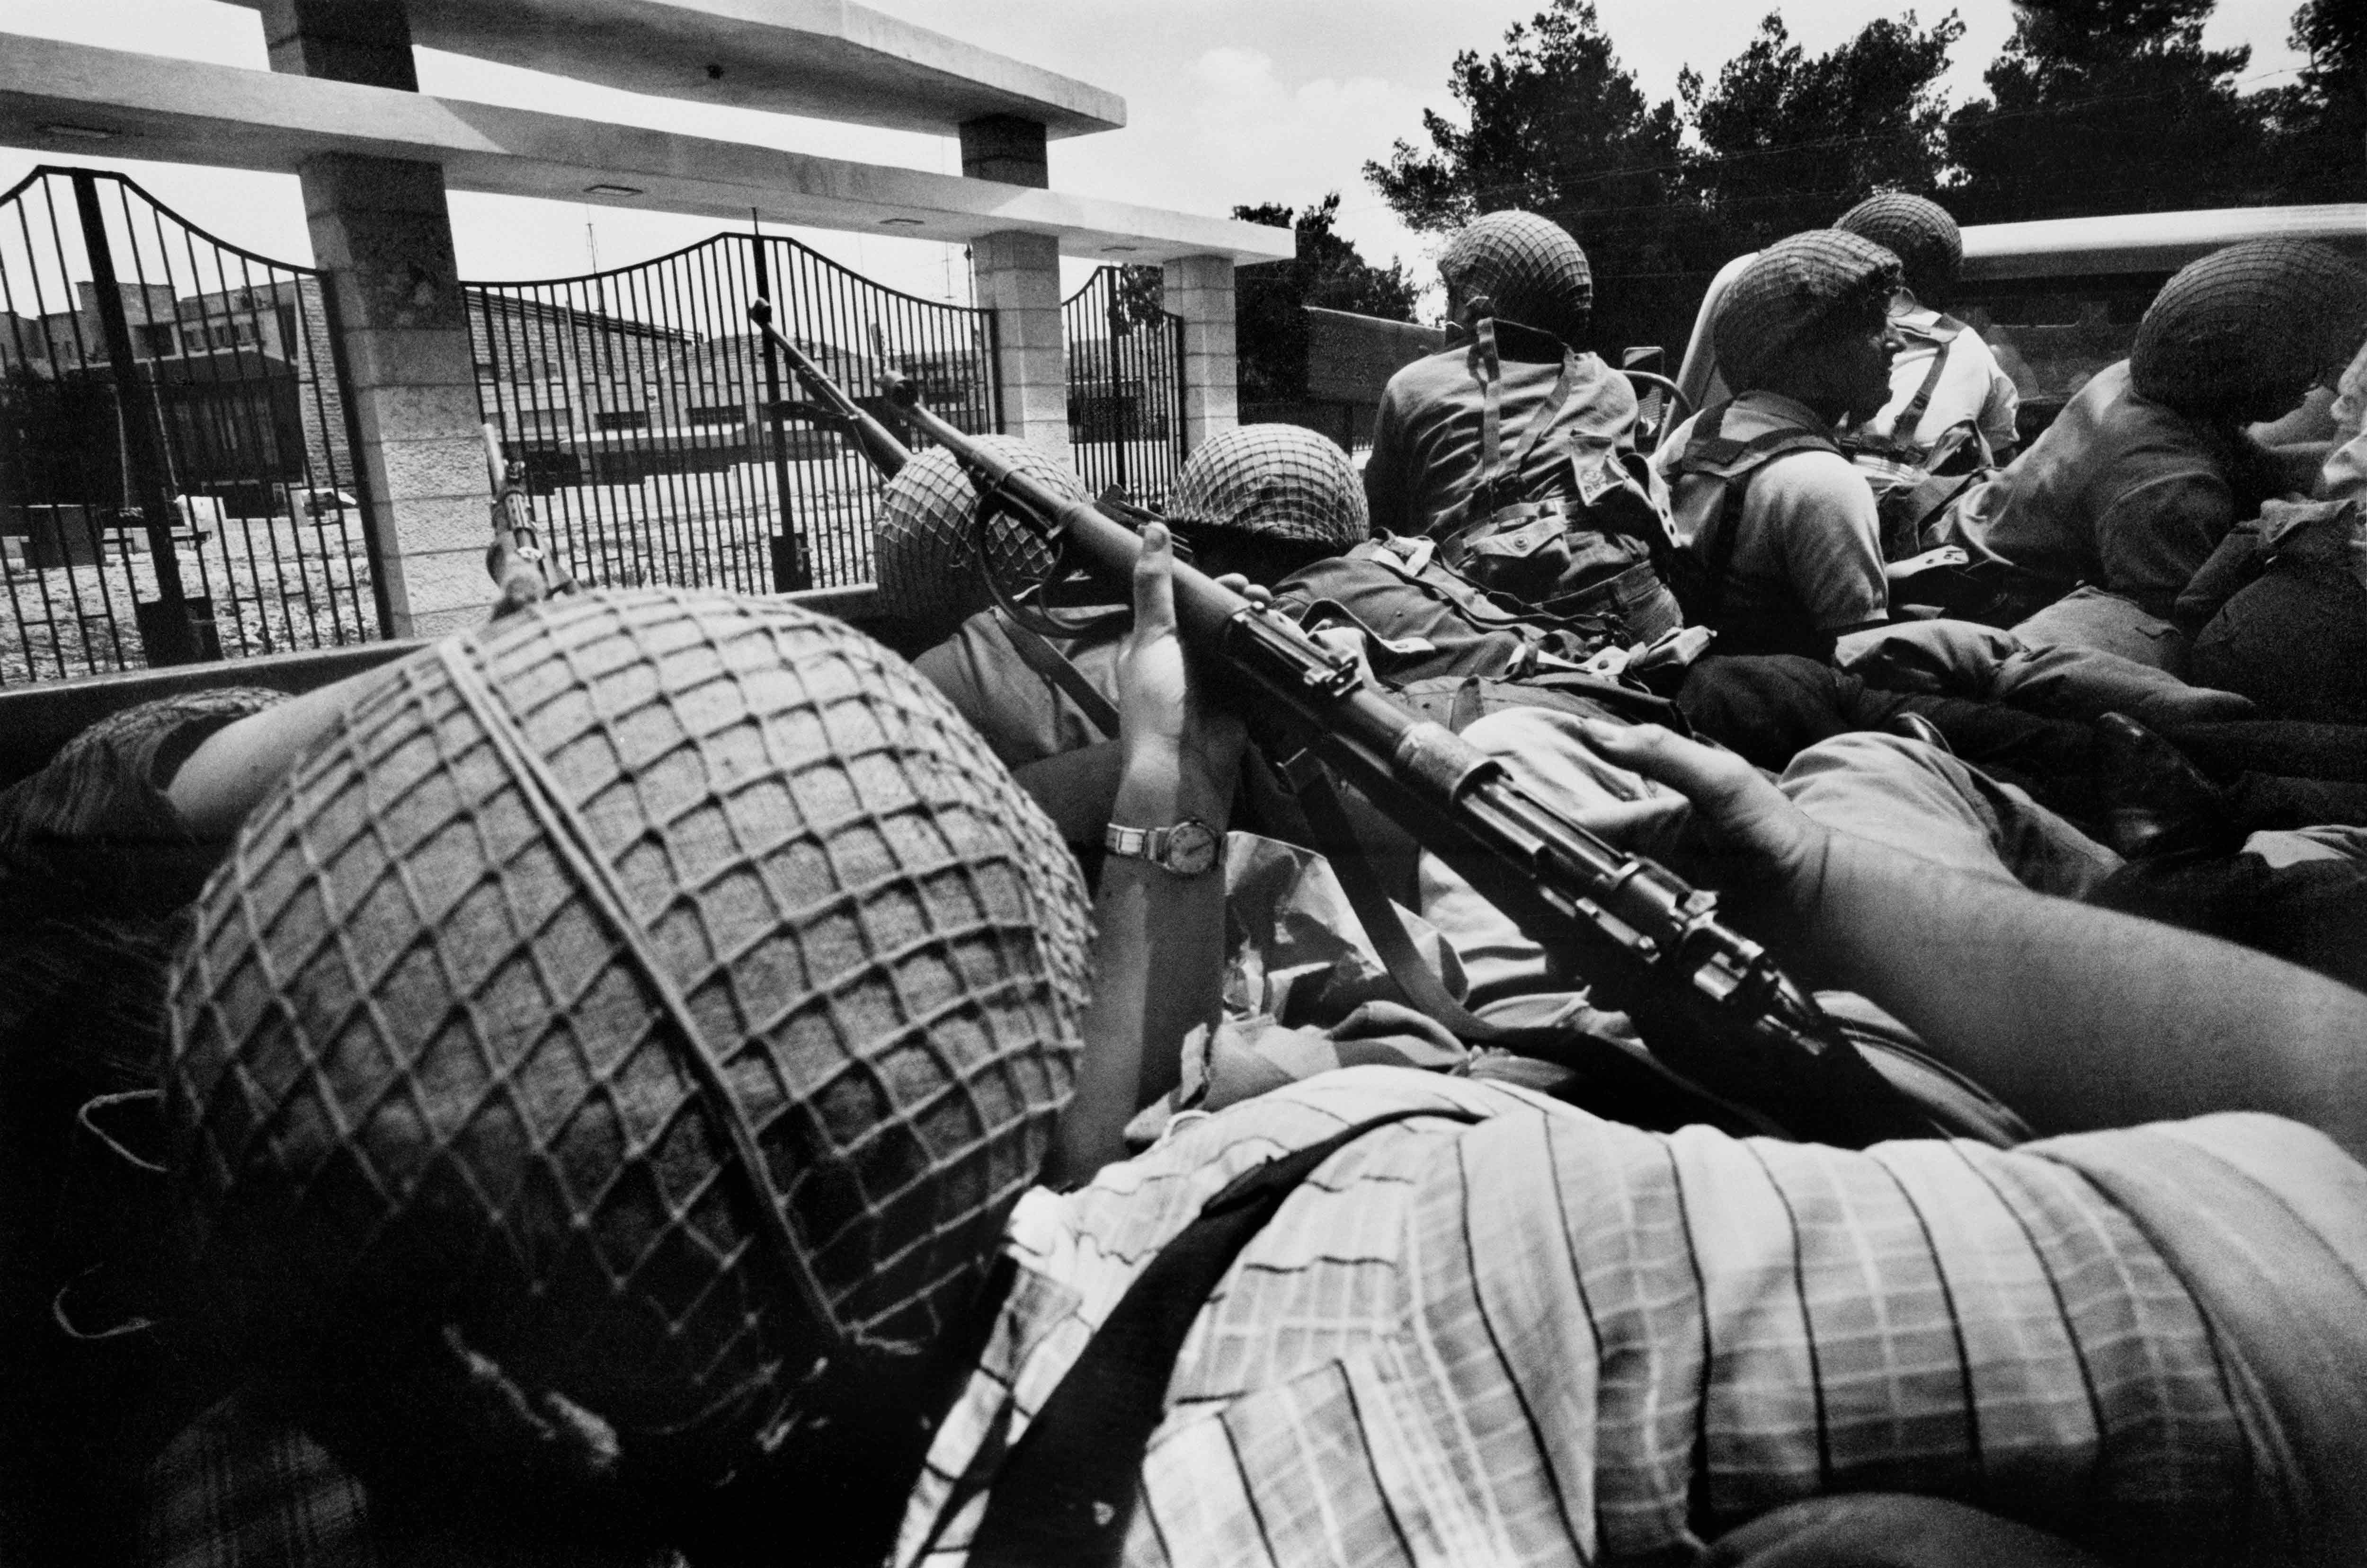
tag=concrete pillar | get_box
[1163,254,1238,452]
[959,116,1068,461]
[969,230,1068,461]
[264,0,493,640]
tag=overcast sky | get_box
[0,0,2314,303]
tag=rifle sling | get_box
[962,1105,1483,1568]
[997,611,1120,739]
[1294,766,1511,1044]
[1292,764,1795,1140]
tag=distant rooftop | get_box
[221,0,1125,139]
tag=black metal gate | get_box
[0,167,387,686]
[466,232,998,594]
[1063,265,1187,506]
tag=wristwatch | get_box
[1103,816,1221,877]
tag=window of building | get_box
[137,323,177,357]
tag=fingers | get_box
[1133,521,1177,640]
[1211,574,1273,609]
[1576,719,1748,798]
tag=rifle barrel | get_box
[748,298,912,478]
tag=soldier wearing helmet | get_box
[1954,238,2367,666]
[1831,192,2022,485]
[1361,211,1687,647]
[872,434,1078,640]
[135,549,2367,1568]
[1653,230,1905,662]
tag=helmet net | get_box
[1833,193,1961,299]
[167,589,1090,1484]
[872,437,1084,622]
[1167,424,1368,554]
[2131,238,2367,415]
[1438,211,1594,342]
[1714,229,1904,390]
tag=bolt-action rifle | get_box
[744,304,1984,1147]
[483,421,576,616]
[748,297,914,479]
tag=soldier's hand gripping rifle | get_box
[859,377,1983,1149]
[747,297,913,479]
[483,421,576,618]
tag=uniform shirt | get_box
[1656,392,1889,655]
[897,1067,2367,1568]
[912,609,1125,772]
[1363,341,1643,540]
[1957,360,2244,619]
[1850,300,2021,486]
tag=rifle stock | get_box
[748,297,913,479]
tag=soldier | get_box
[1362,211,1685,646]
[1953,238,2367,666]
[1830,192,2022,487]
[1654,230,1904,662]
[145,560,2367,1568]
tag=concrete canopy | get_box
[221,0,1124,139]
[0,37,1294,265]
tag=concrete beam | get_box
[0,37,1291,266]
[220,0,1124,139]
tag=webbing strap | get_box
[962,1105,1483,1568]
[1850,315,1963,462]
[1672,400,1844,628]
[995,610,1119,739]
[1465,309,1583,522]
[1474,311,1503,494]
[1888,319,1958,443]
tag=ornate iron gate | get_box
[1063,265,1187,506]
[465,232,998,594]
[0,167,387,686]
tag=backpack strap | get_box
[1462,309,1583,524]
[1847,315,1965,464]
[1669,402,1845,627]
[961,1104,1485,1568]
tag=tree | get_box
[1364,0,1698,357]
[1230,194,1420,404]
[1682,12,1964,248]
[2255,0,2367,201]
[1946,0,2276,222]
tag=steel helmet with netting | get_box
[1166,423,1368,556]
[165,588,1090,1524]
[1714,229,1905,391]
[1437,211,1594,343]
[1833,192,1962,302]
[873,436,1083,623]
[2130,239,2367,418]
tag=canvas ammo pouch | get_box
[1431,313,1681,639]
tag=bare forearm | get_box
[1054,757,1230,1182]
[1807,833,2367,1156]
[167,676,370,838]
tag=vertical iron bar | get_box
[749,228,808,591]
[72,170,195,664]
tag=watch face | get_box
[1165,819,1221,877]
